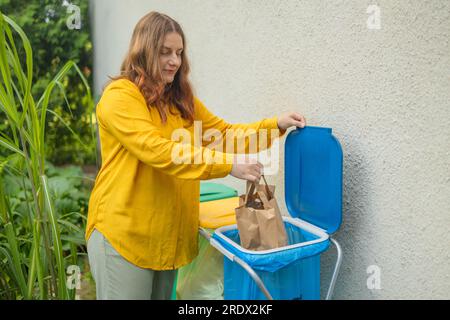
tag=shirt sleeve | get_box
[194,97,286,154]
[97,84,233,180]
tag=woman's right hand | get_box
[229,156,263,182]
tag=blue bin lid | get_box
[284,126,343,234]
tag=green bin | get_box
[171,182,238,300]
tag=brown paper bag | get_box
[235,176,288,251]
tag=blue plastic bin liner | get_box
[224,252,321,300]
[212,219,330,300]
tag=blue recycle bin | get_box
[204,126,343,300]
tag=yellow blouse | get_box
[85,78,284,270]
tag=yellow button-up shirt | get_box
[85,78,283,270]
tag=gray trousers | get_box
[87,228,177,300]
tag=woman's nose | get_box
[168,54,179,66]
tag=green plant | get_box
[0,11,94,299]
[0,0,95,166]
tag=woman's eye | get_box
[160,50,182,57]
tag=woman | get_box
[85,11,306,300]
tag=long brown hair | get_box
[109,12,195,124]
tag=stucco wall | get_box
[90,0,450,299]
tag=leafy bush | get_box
[0,0,95,165]
[1,159,91,299]
[2,160,90,247]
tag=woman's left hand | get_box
[277,111,307,130]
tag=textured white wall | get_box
[90,0,450,299]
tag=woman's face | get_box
[159,32,183,84]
